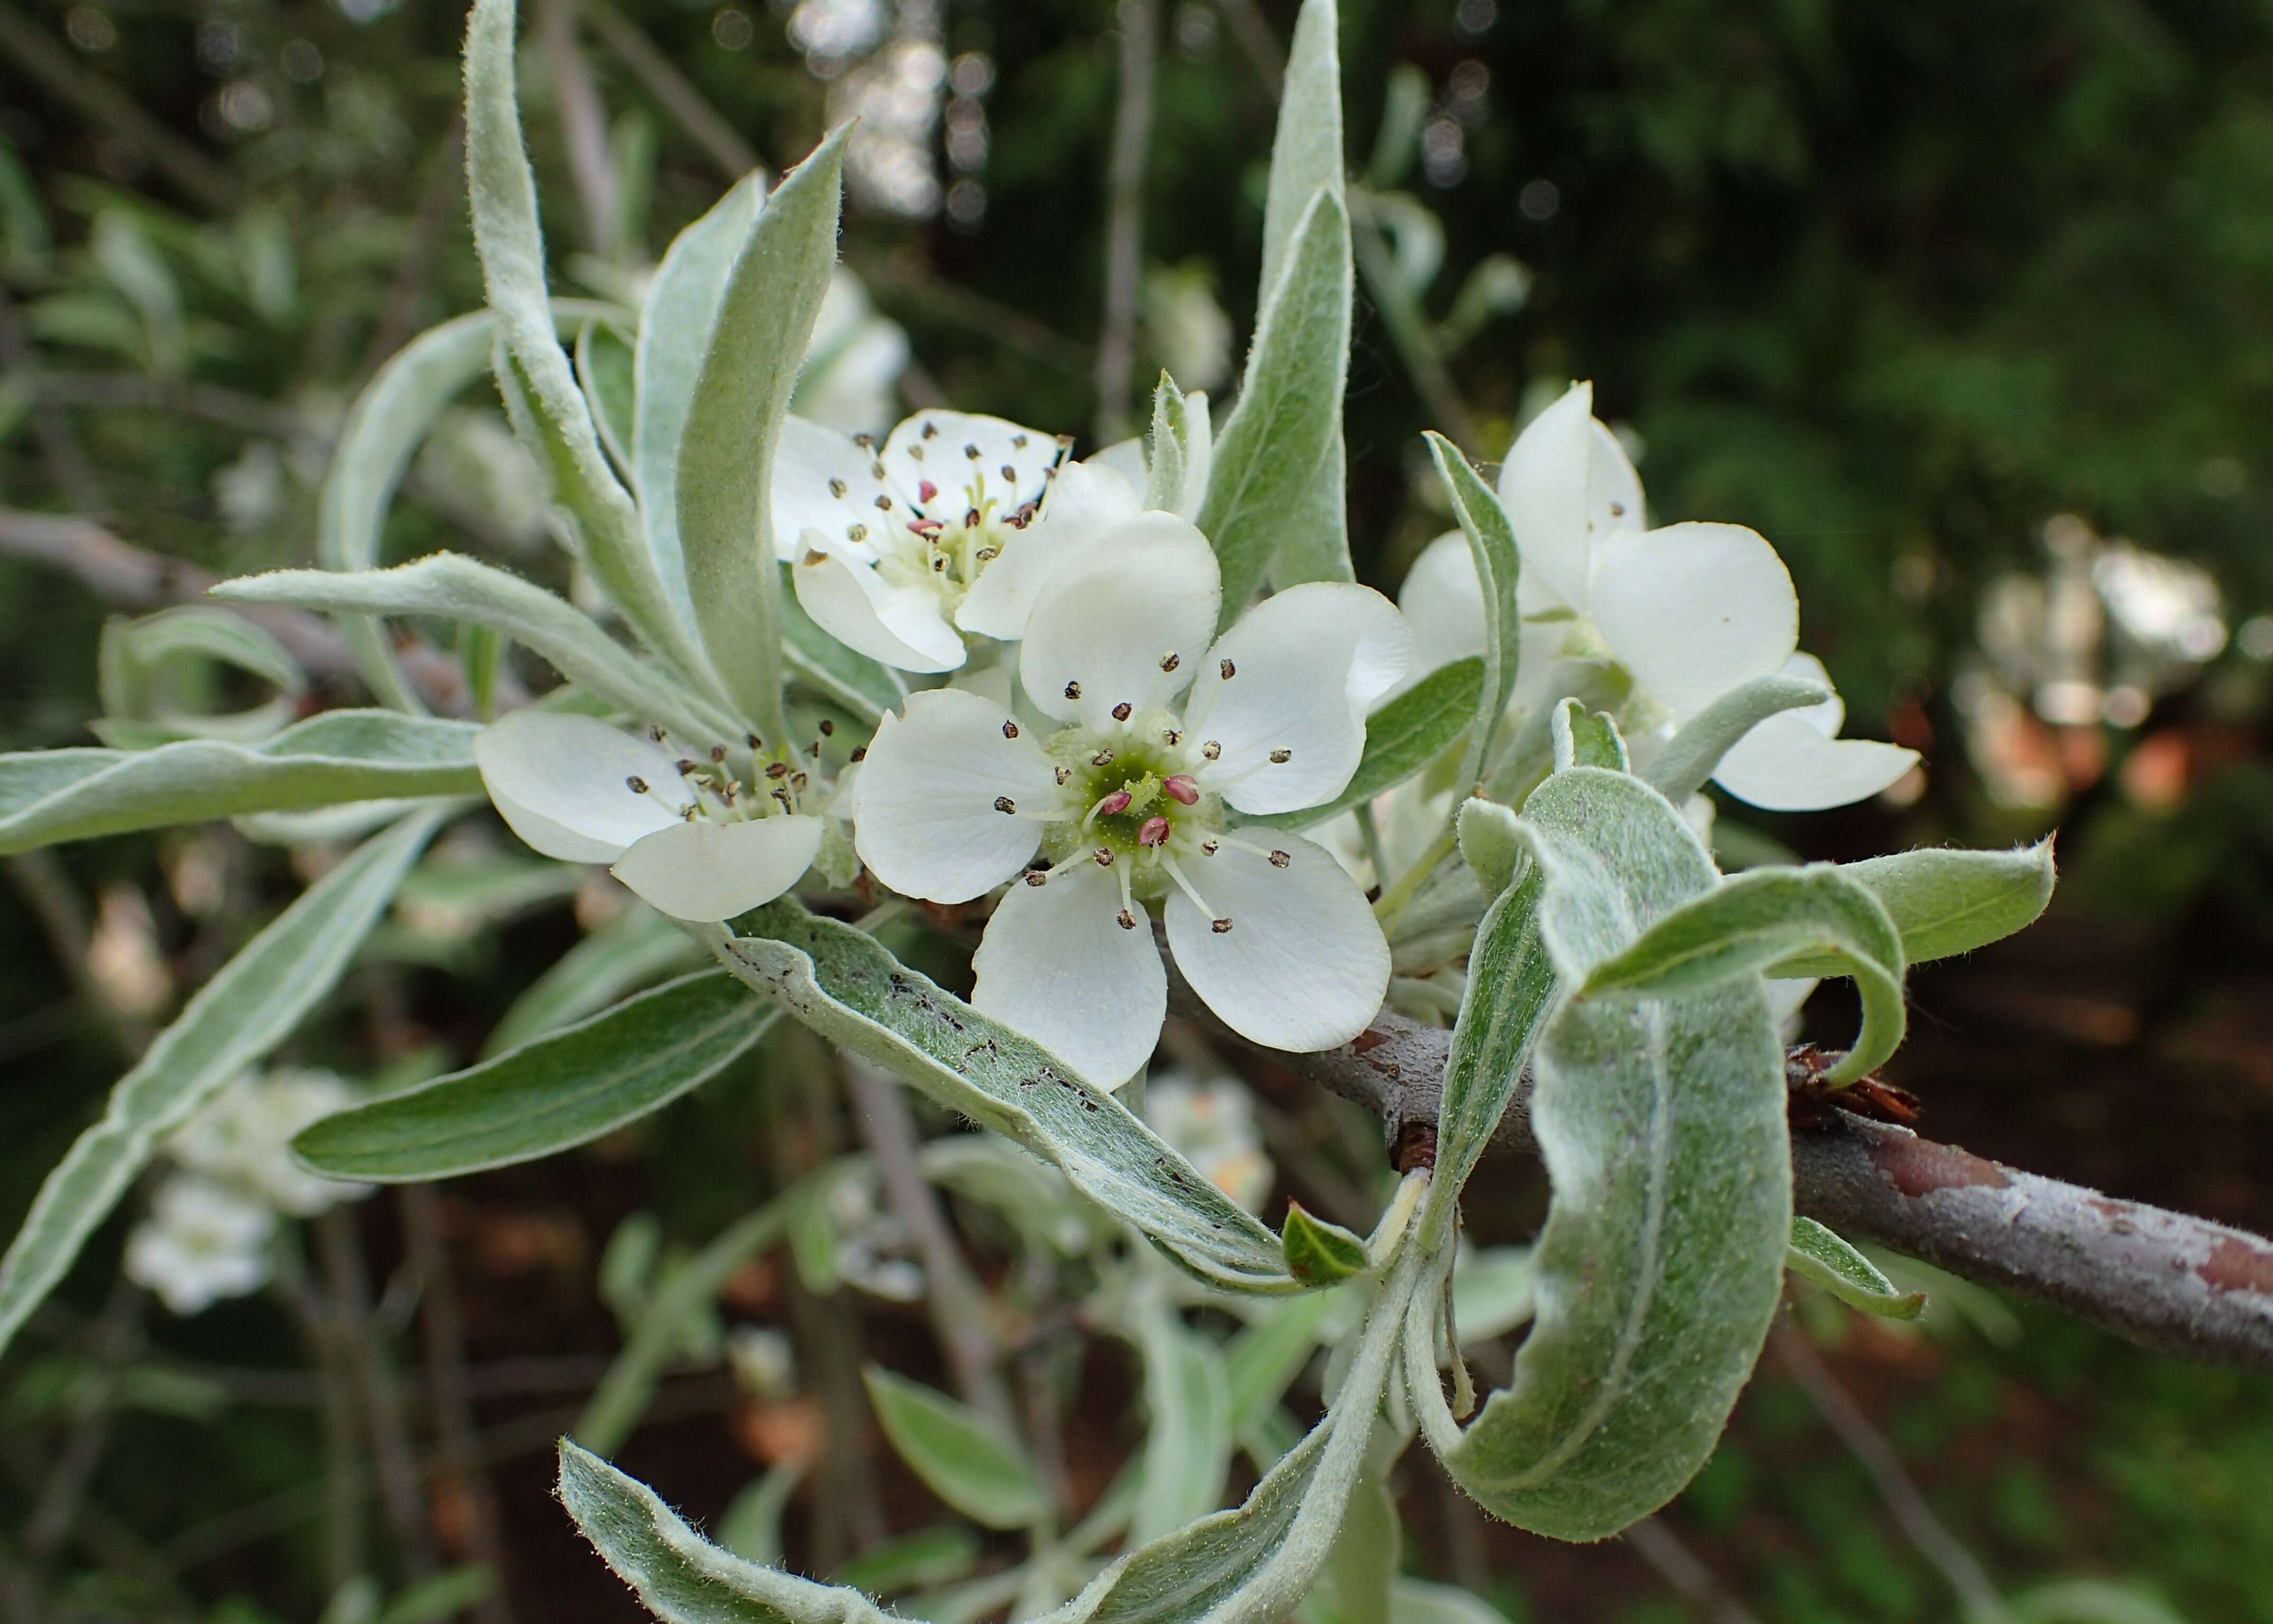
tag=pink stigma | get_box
[1096,789,1132,817]
[918,479,939,503]
[1162,774,1200,805]
[1138,816,1171,847]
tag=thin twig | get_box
[4,850,153,1058]
[1770,1325,2011,1622]
[538,0,619,255]
[579,0,757,181]
[1213,0,1285,96]
[1094,0,1160,443]
[316,1206,440,1584]
[844,1057,1018,1435]
[1623,1515,1765,1624]
[1352,200,1480,454]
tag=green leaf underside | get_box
[864,1367,1046,1531]
[1582,863,1906,1084]
[1550,700,1627,773]
[1431,768,1790,1542]
[1641,673,1830,804]
[1134,1311,1235,1542]
[0,808,446,1359]
[0,712,479,854]
[1280,1201,1370,1287]
[1787,1216,1926,1319]
[1198,184,1354,629]
[294,969,777,1181]
[717,901,1293,1292]
[1243,659,1481,832]
[1771,842,2056,977]
[1425,435,1522,786]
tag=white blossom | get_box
[474,710,825,922]
[794,272,911,438]
[1146,1072,1273,1212]
[853,522,1405,1087]
[772,406,1206,674]
[169,1069,371,1217]
[1404,382,1917,811]
[124,1175,276,1315]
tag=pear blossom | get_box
[474,709,825,922]
[1404,382,1917,811]
[169,1069,371,1217]
[772,404,1208,674]
[1147,1072,1274,1212]
[852,521,1405,1086]
[125,1175,276,1316]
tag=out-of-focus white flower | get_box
[775,409,1176,673]
[474,711,825,922]
[1144,264,1234,395]
[1147,1072,1274,1212]
[793,271,910,438]
[853,525,1405,1086]
[824,1172,924,1300]
[169,1069,371,1216]
[727,1325,800,1399]
[125,1175,276,1315]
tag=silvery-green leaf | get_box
[1198,185,1352,626]
[715,901,1295,1294]
[294,969,775,1182]
[462,0,708,688]
[1417,768,1789,1542]
[679,127,852,741]
[1641,673,1832,804]
[918,1136,1103,1258]
[1548,699,1627,773]
[96,604,305,744]
[864,1366,1046,1531]
[1787,1216,1926,1320]
[714,1463,803,1566]
[1581,863,1906,1084]
[1281,1201,1370,1287]
[0,807,446,1359]
[577,316,639,479]
[1450,1247,1534,1343]
[1389,1580,1514,1624]
[636,171,766,630]
[2007,1579,2191,1624]
[1299,1469,1396,1624]
[577,1193,803,1453]
[1145,374,1189,513]
[1243,658,1480,833]
[1225,1291,1337,1434]
[1255,0,1350,590]
[834,1526,981,1598]
[1416,864,1549,1247]
[0,712,480,854]
[780,575,904,725]
[1132,1307,1234,1543]
[1771,841,2056,977]
[214,557,742,745]
[1454,796,1523,900]
[483,906,705,1056]
[1423,435,1521,785]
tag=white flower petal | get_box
[1777,651,1846,736]
[953,457,1142,640]
[1165,836,1389,1053]
[881,410,1057,521]
[1496,382,1596,609]
[852,689,1061,902]
[1587,418,1647,536]
[771,416,895,562]
[610,815,824,921]
[1397,531,1487,682]
[1588,521,1799,718]
[1182,584,1410,815]
[1018,515,1221,727]
[1712,716,1919,813]
[971,861,1166,1088]
[1090,436,1149,491]
[792,532,968,673]
[475,710,689,864]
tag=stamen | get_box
[1002,720,1020,739]
[964,442,982,460]
[1160,854,1217,922]
[1115,855,1138,923]
[1212,918,1234,934]
[999,463,1017,481]
[854,433,875,449]
[745,732,763,750]
[1162,775,1199,805]
[1163,728,1182,746]
[1093,847,1115,866]
[1138,816,1171,847]
[1269,748,1292,764]
[849,746,868,763]
[1064,680,1082,700]
[922,421,939,439]
[1117,909,1139,930]
[1219,658,1236,680]
[872,460,887,479]
[1091,749,1115,767]
[1270,849,1292,868]
[649,724,668,743]
[828,478,848,497]
[819,719,835,736]
[848,523,869,542]
[975,546,1000,562]
[1012,433,1029,449]
[1159,652,1180,672]
[1202,741,1222,761]
[709,745,727,764]
[625,776,650,793]
[994,796,1018,814]
[1111,702,1133,722]
[772,788,793,812]
[765,762,790,780]
[1202,838,1219,855]
[874,494,893,511]
[1054,765,1071,785]
[1024,869,1048,885]
[677,759,700,775]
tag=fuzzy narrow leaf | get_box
[1144,374,1189,513]
[1243,658,1481,832]
[0,808,445,1359]
[716,901,1295,1293]
[462,0,705,685]
[1131,1311,1233,1543]
[1198,185,1353,625]
[1224,1291,1337,1435]
[1787,1216,1926,1320]
[295,969,774,1181]
[1548,699,1627,773]
[1582,863,1906,1084]
[97,604,304,743]
[1305,1470,1397,1624]
[1389,1581,1514,1624]
[1281,1201,1370,1287]
[484,906,705,1056]
[577,317,638,476]
[1771,841,2056,977]
[214,557,740,744]
[679,127,852,741]
[1642,673,1831,804]
[0,712,478,854]
[1424,434,1522,785]
[864,1367,1046,1531]
[1255,0,1350,588]
[635,171,766,630]
[1421,768,1790,1542]
[1454,796,1523,900]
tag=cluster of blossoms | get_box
[125,1070,369,1315]
[474,383,1915,1094]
